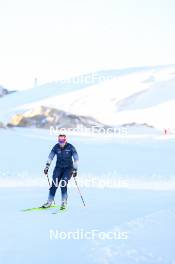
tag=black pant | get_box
[48,167,73,202]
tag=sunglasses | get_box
[58,136,66,144]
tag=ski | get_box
[22,205,59,212]
[52,207,68,214]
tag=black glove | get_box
[44,163,50,175]
[72,169,77,177]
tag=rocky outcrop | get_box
[0,121,5,128]
[7,106,111,130]
[0,86,16,97]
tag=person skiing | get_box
[42,134,79,210]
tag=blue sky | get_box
[0,0,175,90]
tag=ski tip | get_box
[21,205,59,212]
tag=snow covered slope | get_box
[0,64,175,129]
[0,128,175,264]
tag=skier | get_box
[42,134,79,210]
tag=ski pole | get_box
[73,177,86,207]
[46,173,51,187]
[46,173,55,205]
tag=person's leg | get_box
[48,167,62,203]
[60,168,73,205]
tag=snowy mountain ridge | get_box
[0,64,175,129]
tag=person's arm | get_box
[44,145,56,174]
[47,146,56,165]
[71,145,79,177]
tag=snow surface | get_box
[0,128,175,264]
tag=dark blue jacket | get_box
[47,143,79,169]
